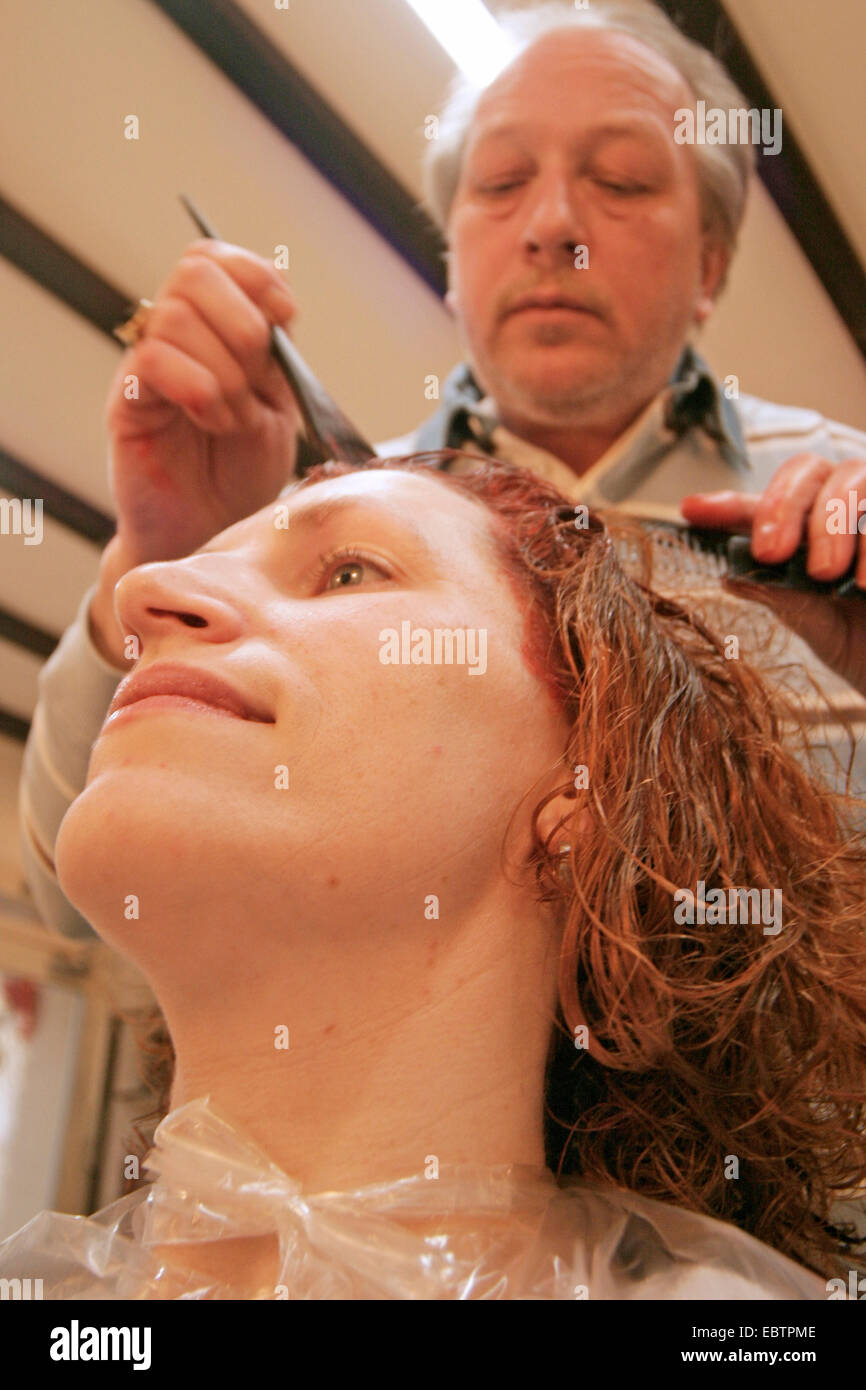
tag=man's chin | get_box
[488,345,614,403]
[497,372,613,423]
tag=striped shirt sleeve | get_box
[18,582,127,938]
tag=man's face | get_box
[446,29,726,430]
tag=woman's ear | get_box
[535,786,593,854]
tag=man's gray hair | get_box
[423,0,756,257]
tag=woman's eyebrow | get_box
[197,492,487,567]
[287,494,419,536]
[288,495,388,533]
[285,496,434,560]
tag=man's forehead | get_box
[472,27,692,132]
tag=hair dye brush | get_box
[180,195,375,470]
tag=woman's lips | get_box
[106,661,276,725]
[103,694,253,728]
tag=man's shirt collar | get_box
[414,345,750,477]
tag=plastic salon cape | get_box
[0,1098,826,1299]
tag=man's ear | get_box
[694,239,730,326]
[444,287,458,316]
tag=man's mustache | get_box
[498,282,609,321]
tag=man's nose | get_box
[113,559,248,652]
[521,173,586,264]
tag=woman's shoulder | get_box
[551,1180,828,1301]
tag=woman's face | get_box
[56,467,571,959]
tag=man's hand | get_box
[680,453,866,698]
[106,238,302,568]
[88,239,303,668]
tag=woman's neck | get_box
[154,892,561,1196]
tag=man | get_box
[19,0,866,938]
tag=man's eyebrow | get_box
[471,117,667,149]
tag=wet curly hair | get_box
[126,450,866,1281]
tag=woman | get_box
[2,451,864,1299]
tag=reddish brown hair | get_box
[128,451,866,1278]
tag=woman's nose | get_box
[113,559,249,653]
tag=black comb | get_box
[552,505,864,598]
[644,522,864,599]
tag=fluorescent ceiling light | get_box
[403,0,519,86]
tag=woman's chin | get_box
[54,779,188,941]
[54,791,134,942]
[53,775,268,956]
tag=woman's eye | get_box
[316,549,391,592]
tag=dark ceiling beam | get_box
[655,0,866,358]
[148,0,447,297]
[0,707,30,743]
[0,202,118,696]
[0,446,114,545]
[0,194,132,339]
[0,200,336,481]
[0,606,59,659]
